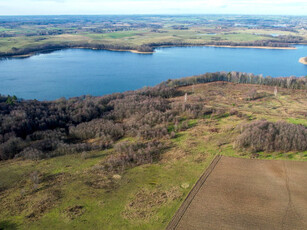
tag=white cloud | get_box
[0,0,306,15]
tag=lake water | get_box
[0,45,307,100]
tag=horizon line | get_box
[1,13,307,17]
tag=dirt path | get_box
[167,156,307,230]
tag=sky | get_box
[0,0,306,16]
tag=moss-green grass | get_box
[288,117,307,127]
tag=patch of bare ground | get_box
[169,156,307,230]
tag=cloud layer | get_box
[0,0,306,15]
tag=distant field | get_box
[0,15,306,56]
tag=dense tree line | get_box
[147,40,297,49]
[0,42,154,58]
[235,120,307,152]
[163,71,307,90]
[0,85,183,160]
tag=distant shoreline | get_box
[299,57,307,65]
[108,49,154,54]
[205,45,296,50]
[0,47,154,59]
[1,44,298,59]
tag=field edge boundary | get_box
[166,154,222,230]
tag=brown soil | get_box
[167,156,307,230]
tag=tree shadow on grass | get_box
[0,221,18,230]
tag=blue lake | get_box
[0,45,307,100]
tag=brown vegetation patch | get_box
[0,182,62,220]
[85,172,119,191]
[235,120,307,152]
[1,172,69,220]
[122,187,182,221]
[209,128,219,133]
[193,154,207,163]
[161,148,187,162]
[64,205,85,220]
[25,189,62,220]
[103,141,166,172]
[42,172,71,187]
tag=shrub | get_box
[234,120,307,152]
[104,141,165,171]
[17,147,46,160]
[30,171,40,190]
[0,137,26,160]
[245,89,258,101]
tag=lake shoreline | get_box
[205,45,296,50]
[299,57,307,65]
[2,47,154,59]
[1,45,307,101]
[1,44,298,59]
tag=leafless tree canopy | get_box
[235,120,307,152]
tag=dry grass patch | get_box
[122,187,182,221]
[25,189,62,220]
[64,205,85,220]
[84,171,119,191]
[161,148,188,163]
